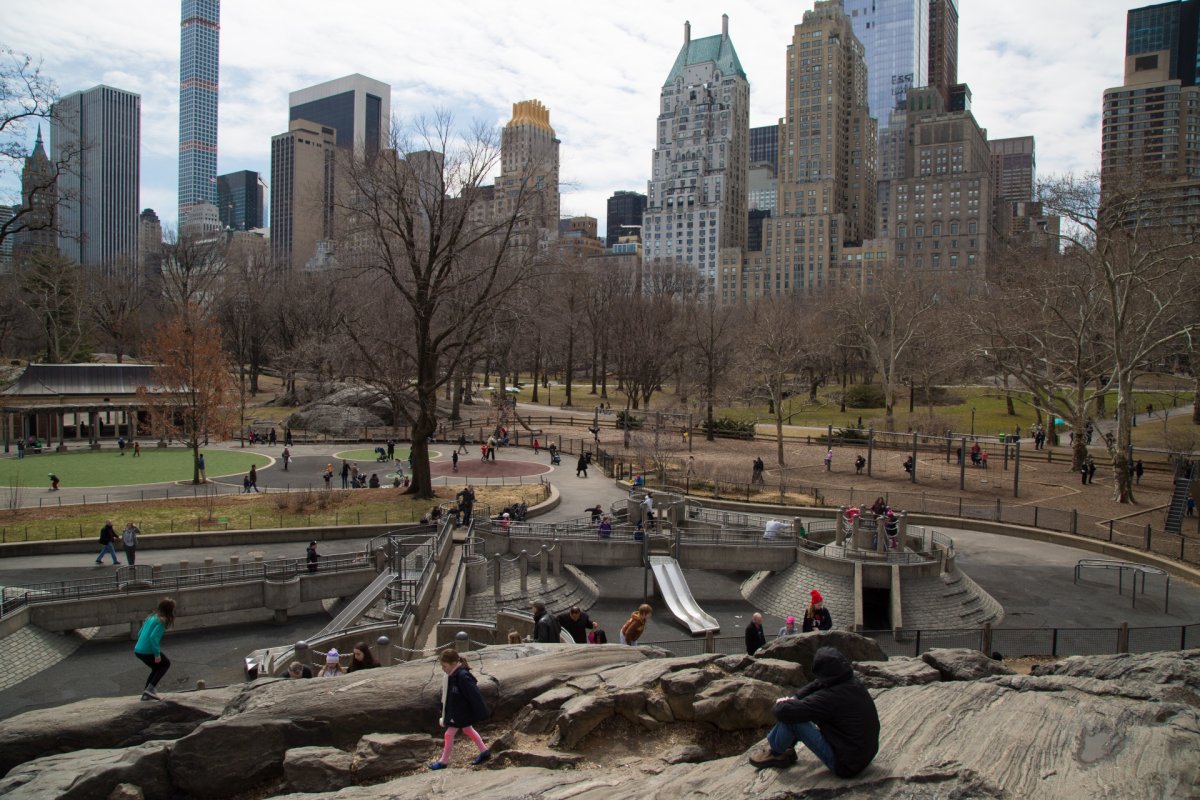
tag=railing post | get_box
[376,635,392,667]
[981,622,993,656]
[1071,510,1078,535]
[704,630,715,654]
[1051,628,1058,657]
[1144,525,1151,551]
[1117,622,1129,654]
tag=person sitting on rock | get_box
[749,646,880,775]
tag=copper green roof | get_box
[665,34,746,85]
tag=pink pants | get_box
[440,726,486,762]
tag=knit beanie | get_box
[811,590,823,605]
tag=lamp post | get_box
[970,407,976,437]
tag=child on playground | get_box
[430,648,491,769]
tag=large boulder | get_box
[284,405,385,436]
[854,657,943,689]
[1030,649,1200,692]
[351,733,435,782]
[0,689,236,776]
[743,657,808,688]
[282,746,353,794]
[921,648,1015,681]
[691,678,779,730]
[754,630,887,679]
[0,743,171,800]
[549,694,615,749]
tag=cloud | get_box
[4,0,1129,233]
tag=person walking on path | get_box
[341,460,350,489]
[620,604,653,646]
[803,590,833,632]
[532,601,562,643]
[533,438,540,455]
[269,427,277,446]
[457,433,468,454]
[284,428,293,447]
[746,612,767,655]
[196,453,206,482]
[16,440,23,459]
[1135,460,1144,485]
[248,464,260,493]
[576,453,589,478]
[122,522,139,565]
[307,541,320,573]
[429,648,491,770]
[752,457,765,486]
[486,436,496,462]
[749,646,880,775]
[1088,458,1097,485]
[134,598,175,701]
[96,521,121,565]
[117,436,126,455]
[457,485,476,526]
[282,447,291,471]
[824,449,834,471]
[387,440,395,460]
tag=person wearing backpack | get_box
[95,521,120,565]
[429,648,491,770]
[121,522,140,565]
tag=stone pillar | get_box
[835,507,846,547]
[875,517,887,554]
[539,546,548,589]
[552,544,562,577]
[519,550,528,593]
[493,556,502,599]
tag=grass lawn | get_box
[331,447,421,462]
[0,448,270,488]
[0,484,546,543]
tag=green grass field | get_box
[0,448,271,488]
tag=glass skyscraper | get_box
[1126,0,1199,84]
[844,0,929,133]
[178,0,220,225]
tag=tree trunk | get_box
[530,345,541,403]
[774,384,785,467]
[600,345,608,400]
[564,327,575,407]
[1193,372,1200,424]
[1113,380,1134,503]
[706,364,716,442]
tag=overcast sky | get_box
[4,1,1130,234]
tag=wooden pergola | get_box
[0,364,169,453]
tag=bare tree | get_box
[833,270,945,431]
[0,46,80,252]
[154,229,226,314]
[743,295,808,465]
[17,249,90,362]
[1041,172,1200,502]
[335,113,542,498]
[88,267,146,362]
[682,295,741,441]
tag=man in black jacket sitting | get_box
[749,646,880,776]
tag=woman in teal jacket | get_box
[134,598,176,701]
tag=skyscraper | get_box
[754,1,877,294]
[644,16,749,295]
[289,74,390,159]
[270,120,337,271]
[13,126,58,260]
[606,190,646,248]
[989,137,1036,205]
[217,170,266,231]
[178,0,220,227]
[1102,0,1200,226]
[494,100,560,241]
[52,85,141,271]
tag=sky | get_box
[3,0,1131,235]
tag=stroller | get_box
[549,446,561,465]
[374,447,388,462]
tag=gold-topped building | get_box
[495,99,560,240]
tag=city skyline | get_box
[5,1,1127,235]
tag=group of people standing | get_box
[745,590,833,654]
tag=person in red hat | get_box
[802,589,833,632]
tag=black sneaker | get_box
[471,750,492,766]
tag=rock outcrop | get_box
[0,640,1196,800]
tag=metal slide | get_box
[315,567,397,638]
[649,556,721,635]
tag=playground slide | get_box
[649,556,721,635]
[315,567,396,638]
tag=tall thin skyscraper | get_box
[179,0,220,227]
[52,85,141,271]
[644,15,749,296]
[289,74,390,159]
[734,1,876,297]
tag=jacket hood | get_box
[812,647,853,681]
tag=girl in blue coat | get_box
[134,598,175,700]
[430,648,491,769]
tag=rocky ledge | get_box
[0,633,1196,799]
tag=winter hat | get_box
[811,590,824,605]
[325,649,340,664]
[786,616,795,625]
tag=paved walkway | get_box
[0,439,1197,720]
